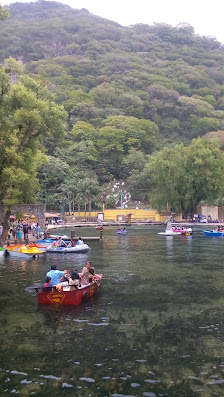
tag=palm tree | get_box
[75,179,100,217]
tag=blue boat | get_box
[203,230,224,237]
[35,239,54,246]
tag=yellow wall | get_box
[70,208,159,221]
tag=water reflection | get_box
[1,226,224,396]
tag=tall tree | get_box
[0,62,67,244]
[147,138,224,215]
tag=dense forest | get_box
[1,0,224,215]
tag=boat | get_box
[46,243,90,254]
[7,244,45,258]
[34,238,54,247]
[37,275,102,305]
[158,219,193,236]
[0,247,6,257]
[117,229,127,234]
[50,234,69,240]
[203,230,224,237]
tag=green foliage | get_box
[2,2,224,213]
[0,4,9,20]
[145,138,224,214]
[0,65,67,207]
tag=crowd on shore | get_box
[7,221,41,242]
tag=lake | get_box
[0,225,224,396]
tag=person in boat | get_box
[44,276,53,288]
[67,241,74,248]
[81,261,99,285]
[56,270,71,291]
[81,261,93,285]
[69,270,81,288]
[56,236,67,247]
[46,265,66,286]
[77,237,84,245]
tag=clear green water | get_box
[0,225,224,396]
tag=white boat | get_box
[50,234,69,240]
[46,244,90,254]
[158,219,181,236]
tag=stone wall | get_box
[0,204,46,232]
[198,205,218,220]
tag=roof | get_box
[45,212,61,218]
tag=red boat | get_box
[37,275,102,305]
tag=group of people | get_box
[8,221,40,241]
[51,237,84,248]
[44,262,99,291]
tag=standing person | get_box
[17,228,22,243]
[36,223,40,239]
[12,226,16,239]
[23,224,28,240]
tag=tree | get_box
[0,4,9,20]
[75,178,100,216]
[0,63,67,244]
[147,138,224,215]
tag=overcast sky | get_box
[2,0,224,44]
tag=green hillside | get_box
[1,1,224,212]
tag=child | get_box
[69,270,80,288]
[44,276,53,287]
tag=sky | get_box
[2,0,224,44]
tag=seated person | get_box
[81,262,99,285]
[56,237,67,247]
[44,276,53,287]
[69,270,81,288]
[43,276,53,291]
[57,270,70,291]
[77,237,84,245]
[67,241,74,248]
[46,265,65,286]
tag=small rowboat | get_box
[46,244,90,254]
[37,275,102,305]
[203,230,224,237]
[7,244,45,258]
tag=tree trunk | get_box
[89,200,91,216]
[78,201,80,217]
[68,198,71,215]
[0,207,11,246]
[84,201,87,217]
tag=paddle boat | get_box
[46,243,90,254]
[37,274,102,305]
[117,229,127,235]
[158,219,192,236]
[7,244,45,258]
[0,247,6,257]
[203,230,224,237]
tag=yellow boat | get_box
[7,244,45,258]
